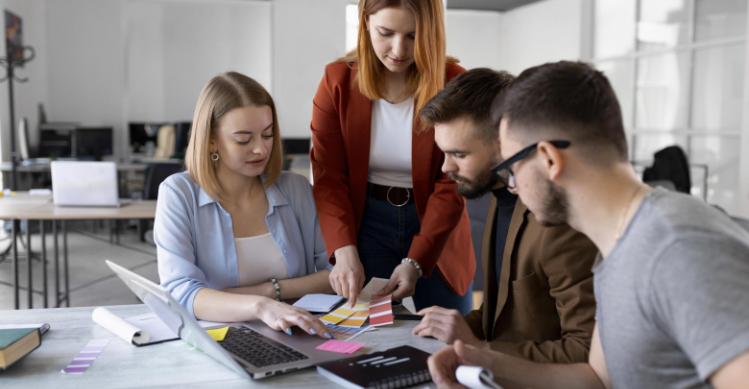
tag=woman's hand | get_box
[378,262,419,300]
[256,298,333,339]
[329,245,365,307]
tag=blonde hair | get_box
[185,72,283,202]
[338,0,457,131]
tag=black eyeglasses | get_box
[491,140,571,189]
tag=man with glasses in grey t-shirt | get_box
[427,61,749,389]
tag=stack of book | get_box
[0,324,49,372]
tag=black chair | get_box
[143,163,184,200]
[642,145,691,194]
[172,122,191,159]
[140,163,185,241]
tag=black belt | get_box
[370,183,413,207]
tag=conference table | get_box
[0,193,157,310]
[0,304,444,388]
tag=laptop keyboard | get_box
[218,326,309,368]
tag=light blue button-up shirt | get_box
[154,171,330,318]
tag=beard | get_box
[537,178,570,227]
[449,168,499,199]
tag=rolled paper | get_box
[92,307,150,345]
[456,365,504,389]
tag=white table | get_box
[0,304,444,388]
[0,194,157,309]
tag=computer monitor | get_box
[129,122,161,154]
[38,128,73,158]
[75,127,113,161]
[282,138,311,155]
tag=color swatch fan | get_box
[319,278,395,328]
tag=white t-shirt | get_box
[235,233,288,287]
[367,97,414,188]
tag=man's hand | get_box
[412,306,486,348]
[378,262,419,300]
[428,340,502,389]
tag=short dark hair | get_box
[492,61,628,163]
[420,68,515,142]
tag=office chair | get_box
[642,146,691,194]
[172,122,191,159]
[139,163,185,242]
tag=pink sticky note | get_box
[316,339,365,354]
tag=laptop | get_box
[105,260,344,379]
[51,161,130,207]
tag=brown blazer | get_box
[464,195,597,363]
[310,61,475,295]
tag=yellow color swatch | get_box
[338,309,369,328]
[320,305,358,324]
[206,327,229,341]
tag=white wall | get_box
[272,0,348,139]
[446,9,501,72]
[46,0,126,155]
[445,0,583,76]
[125,0,272,124]
[497,0,584,76]
[125,1,166,123]
[0,1,49,163]
[0,0,586,163]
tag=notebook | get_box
[0,328,41,372]
[316,345,432,389]
[292,294,346,313]
[92,307,178,346]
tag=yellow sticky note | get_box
[206,327,229,341]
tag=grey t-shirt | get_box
[593,188,749,389]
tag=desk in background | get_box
[0,193,157,310]
[0,304,442,388]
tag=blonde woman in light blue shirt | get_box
[155,72,334,339]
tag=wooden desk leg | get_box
[63,220,69,307]
[12,219,19,310]
[54,220,60,308]
[26,220,32,309]
[41,221,47,309]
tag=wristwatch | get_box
[401,258,423,278]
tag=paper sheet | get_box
[292,294,344,312]
[206,327,229,341]
[316,339,365,354]
[456,365,504,389]
[357,277,390,303]
[125,313,178,343]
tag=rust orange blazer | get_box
[310,61,475,296]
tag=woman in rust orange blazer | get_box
[310,0,475,314]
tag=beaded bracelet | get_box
[269,278,281,301]
[401,258,423,278]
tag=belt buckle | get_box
[386,187,410,207]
